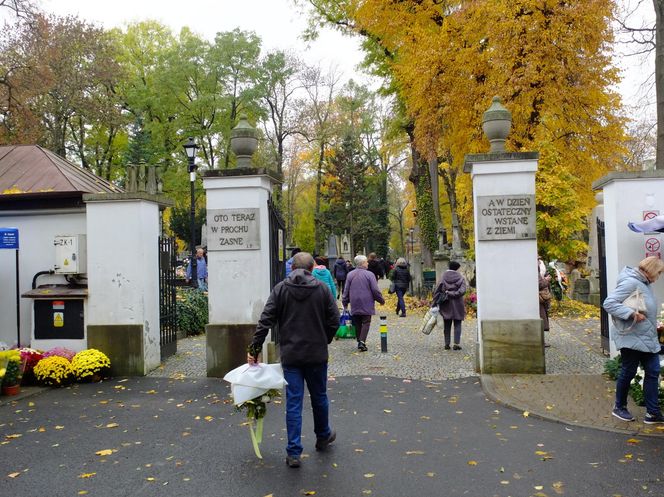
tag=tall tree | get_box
[300,65,342,253]
[257,50,303,200]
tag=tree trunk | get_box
[314,142,325,254]
[429,157,441,227]
[655,0,664,169]
[439,165,463,252]
[405,122,434,266]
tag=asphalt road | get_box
[1,376,662,497]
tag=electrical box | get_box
[54,235,87,274]
[34,299,85,339]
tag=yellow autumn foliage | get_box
[316,0,626,261]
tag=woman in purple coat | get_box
[431,261,466,350]
[342,254,385,352]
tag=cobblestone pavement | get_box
[148,309,607,381]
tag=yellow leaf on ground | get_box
[8,472,20,478]
[426,472,435,477]
[303,491,316,495]
[405,451,425,455]
[105,423,119,428]
[523,411,530,417]
[78,473,96,479]
[5,434,22,439]
[146,477,155,481]
[626,438,641,444]
[535,451,548,456]
[467,460,478,466]
[204,416,213,421]
[383,409,392,413]
[145,390,157,394]
[78,491,88,495]
[364,473,375,478]
[95,449,114,456]
[38,427,46,432]
[55,426,64,430]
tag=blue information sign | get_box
[0,228,19,249]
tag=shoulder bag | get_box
[612,287,647,332]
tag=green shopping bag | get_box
[335,310,356,339]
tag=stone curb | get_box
[0,385,49,407]
[480,374,664,438]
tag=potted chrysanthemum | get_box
[71,349,111,382]
[33,355,74,387]
[1,350,25,395]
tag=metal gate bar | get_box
[159,237,177,359]
[597,218,610,355]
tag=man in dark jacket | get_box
[248,252,340,468]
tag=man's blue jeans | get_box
[616,348,661,415]
[283,363,331,457]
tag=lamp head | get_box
[183,137,198,160]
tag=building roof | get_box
[0,145,122,196]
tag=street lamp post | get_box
[183,137,199,289]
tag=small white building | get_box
[0,145,171,376]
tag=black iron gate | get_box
[159,237,177,360]
[268,197,286,342]
[597,218,610,355]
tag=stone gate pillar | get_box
[592,171,664,356]
[84,192,172,376]
[463,97,544,374]
[203,167,282,377]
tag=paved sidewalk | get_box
[144,298,664,436]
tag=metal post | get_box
[184,137,199,290]
[189,167,198,289]
[380,315,387,353]
[15,248,20,348]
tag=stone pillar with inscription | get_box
[202,167,283,377]
[463,97,544,374]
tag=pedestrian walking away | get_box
[285,247,301,277]
[342,254,385,352]
[431,260,466,350]
[333,256,349,299]
[390,257,411,317]
[602,256,664,424]
[313,256,337,297]
[248,252,340,468]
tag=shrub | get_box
[71,349,111,381]
[176,288,209,336]
[34,356,74,387]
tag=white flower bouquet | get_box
[223,362,287,459]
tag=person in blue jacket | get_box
[285,247,301,277]
[312,257,336,297]
[603,256,664,424]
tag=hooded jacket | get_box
[391,264,411,290]
[252,269,340,366]
[603,266,660,353]
[312,265,337,297]
[432,270,466,321]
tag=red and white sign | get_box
[643,210,659,221]
[52,301,65,310]
[645,237,662,259]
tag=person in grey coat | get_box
[342,254,385,352]
[432,261,466,350]
[603,256,664,424]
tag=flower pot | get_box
[2,384,20,396]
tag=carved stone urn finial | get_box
[482,96,512,153]
[230,113,258,167]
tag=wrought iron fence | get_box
[159,236,177,359]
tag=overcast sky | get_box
[3,0,657,122]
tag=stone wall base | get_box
[87,324,145,376]
[481,319,545,374]
[206,324,255,377]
